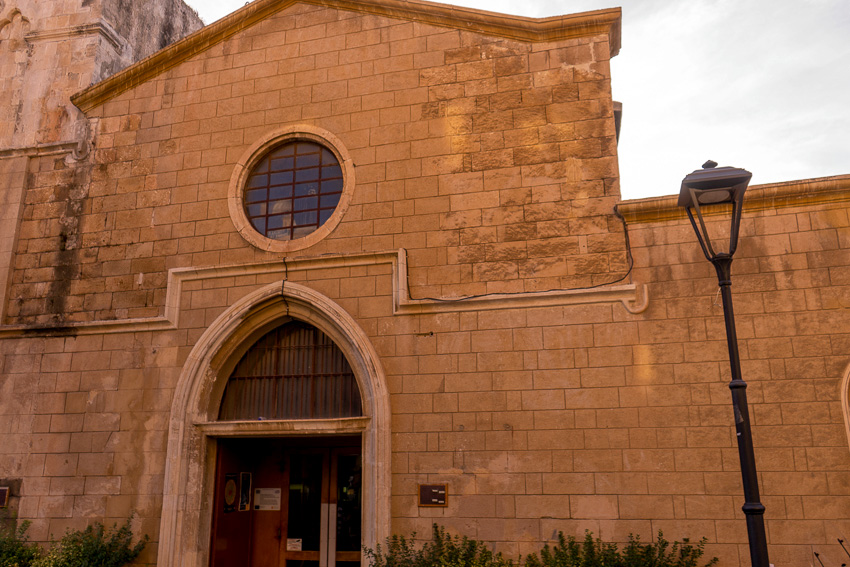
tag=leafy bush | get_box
[365,524,514,567]
[0,517,147,567]
[524,530,718,567]
[524,532,617,567]
[366,525,718,567]
[0,519,41,567]
[34,518,148,567]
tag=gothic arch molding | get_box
[0,4,30,51]
[157,280,391,567]
[842,362,850,455]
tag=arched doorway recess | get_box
[156,280,391,567]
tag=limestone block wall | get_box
[615,177,850,566]
[0,0,201,333]
[2,177,849,566]
[0,0,94,150]
[1,1,848,566]
[98,0,204,79]
[7,2,625,326]
[0,0,202,151]
[0,157,28,322]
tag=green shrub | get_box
[524,532,618,567]
[365,524,514,567]
[0,519,41,567]
[366,525,718,567]
[525,530,718,567]
[33,518,148,567]
[0,516,147,567]
[621,532,718,567]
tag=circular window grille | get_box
[243,141,344,241]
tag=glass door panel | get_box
[332,451,362,567]
[284,451,327,567]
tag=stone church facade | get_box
[1,0,848,565]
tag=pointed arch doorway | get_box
[156,281,391,567]
[211,321,365,567]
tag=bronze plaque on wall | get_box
[418,484,447,507]
[0,487,9,508]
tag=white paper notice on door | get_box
[253,488,281,511]
[286,539,302,551]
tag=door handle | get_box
[275,526,282,540]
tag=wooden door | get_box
[210,441,254,567]
[210,438,362,567]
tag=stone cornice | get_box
[0,141,77,159]
[195,416,371,436]
[70,0,621,113]
[617,174,850,224]
[25,20,126,53]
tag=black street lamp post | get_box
[678,161,770,567]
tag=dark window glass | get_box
[294,197,318,212]
[270,186,293,200]
[294,211,317,226]
[271,157,294,171]
[295,182,318,197]
[243,141,343,241]
[247,203,266,217]
[246,189,267,203]
[248,175,268,188]
[320,193,341,209]
[270,171,293,185]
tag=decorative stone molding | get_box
[227,124,355,254]
[0,249,648,337]
[0,8,30,51]
[617,174,850,225]
[843,363,850,456]
[0,141,78,159]
[157,280,392,567]
[195,416,371,436]
[394,250,647,315]
[71,0,621,113]
[24,19,127,53]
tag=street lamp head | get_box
[678,161,752,261]
[678,161,752,209]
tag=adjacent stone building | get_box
[0,0,202,331]
[0,0,848,565]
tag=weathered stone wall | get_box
[0,0,201,332]
[0,0,202,150]
[3,175,849,566]
[0,1,848,566]
[0,157,28,323]
[99,0,204,80]
[7,3,624,326]
[614,180,850,566]
[0,0,92,150]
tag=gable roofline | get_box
[71,0,621,113]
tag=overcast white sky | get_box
[183,0,850,200]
